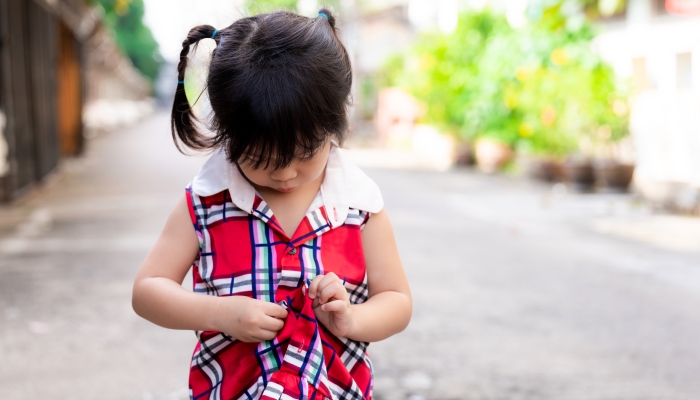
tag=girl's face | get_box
[238,140,332,193]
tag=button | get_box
[288,247,297,255]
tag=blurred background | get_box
[1,0,700,399]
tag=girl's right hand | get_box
[213,296,288,342]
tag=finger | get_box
[259,315,285,332]
[308,275,325,299]
[254,329,278,342]
[316,273,340,296]
[319,281,347,305]
[263,303,288,319]
[320,299,347,313]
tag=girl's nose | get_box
[270,167,297,182]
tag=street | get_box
[1,112,700,400]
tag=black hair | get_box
[171,8,351,169]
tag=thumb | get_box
[264,303,288,319]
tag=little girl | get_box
[132,9,411,400]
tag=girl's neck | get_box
[254,167,326,237]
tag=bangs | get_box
[211,66,341,169]
[232,129,330,170]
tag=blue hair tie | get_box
[211,29,218,39]
[177,80,184,84]
[318,13,328,20]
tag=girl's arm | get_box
[310,209,412,342]
[132,196,287,342]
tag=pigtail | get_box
[171,24,220,153]
[317,8,336,28]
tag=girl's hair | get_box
[171,8,351,169]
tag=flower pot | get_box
[524,157,564,183]
[474,138,513,173]
[562,157,595,191]
[594,161,635,191]
[454,140,474,165]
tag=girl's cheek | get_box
[245,169,270,186]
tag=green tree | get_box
[88,0,163,83]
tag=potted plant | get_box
[379,2,629,175]
[379,11,517,171]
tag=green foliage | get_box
[381,2,629,156]
[88,0,162,83]
[580,0,627,19]
[244,0,299,13]
[243,0,340,15]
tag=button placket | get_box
[276,244,302,298]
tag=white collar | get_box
[191,145,383,227]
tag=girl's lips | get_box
[276,187,296,193]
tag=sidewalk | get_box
[0,112,207,399]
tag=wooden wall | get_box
[0,0,73,201]
[1,0,35,199]
[30,1,60,178]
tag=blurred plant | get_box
[245,0,299,13]
[88,0,163,83]
[244,0,341,15]
[380,1,629,157]
[581,0,627,19]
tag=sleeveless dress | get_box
[184,145,383,400]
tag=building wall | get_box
[593,0,700,209]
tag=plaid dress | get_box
[185,146,383,400]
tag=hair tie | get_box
[211,29,218,39]
[318,13,328,20]
[177,80,184,85]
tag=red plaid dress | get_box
[185,146,383,400]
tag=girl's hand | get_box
[213,296,288,342]
[309,273,355,338]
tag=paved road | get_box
[1,112,699,400]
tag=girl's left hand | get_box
[309,273,354,338]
